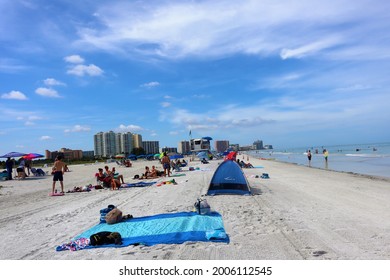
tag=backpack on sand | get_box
[194,198,211,215]
[105,208,123,224]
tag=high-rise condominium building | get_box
[142,141,160,154]
[178,141,190,154]
[94,131,137,157]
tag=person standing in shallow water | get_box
[52,155,66,194]
[307,150,312,166]
[323,149,329,163]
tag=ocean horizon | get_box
[248,142,390,179]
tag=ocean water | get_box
[248,142,390,178]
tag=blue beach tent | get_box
[207,160,251,195]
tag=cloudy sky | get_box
[1,0,389,155]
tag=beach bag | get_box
[261,173,269,179]
[99,204,116,223]
[194,198,211,215]
[105,208,123,224]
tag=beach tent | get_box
[207,160,251,195]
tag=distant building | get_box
[133,134,143,149]
[214,140,229,153]
[94,131,142,157]
[264,145,273,149]
[142,141,160,154]
[229,144,240,151]
[120,132,134,155]
[82,150,94,158]
[104,131,117,157]
[177,141,190,154]
[239,145,254,151]
[45,148,83,161]
[161,147,178,154]
[253,140,264,150]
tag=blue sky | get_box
[1,0,390,156]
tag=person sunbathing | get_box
[138,166,150,179]
[150,165,163,178]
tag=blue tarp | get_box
[72,211,229,248]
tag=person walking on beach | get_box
[5,157,14,180]
[52,155,66,194]
[161,152,171,177]
[307,150,312,166]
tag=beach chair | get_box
[36,168,46,176]
[30,168,40,176]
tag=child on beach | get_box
[52,156,66,195]
[323,149,329,162]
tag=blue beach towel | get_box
[120,181,157,188]
[72,212,229,249]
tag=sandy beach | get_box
[0,156,389,260]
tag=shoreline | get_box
[1,156,390,260]
[264,158,390,182]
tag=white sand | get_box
[0,156,389,260]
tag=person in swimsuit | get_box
[161,152,171,177]
[307,150,312,165]
[52,155,66,194]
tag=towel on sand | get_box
[120,181,157,188]
[72,211,229,249]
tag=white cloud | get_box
[67,64,103,77]
[25,121,35,126]
[44,78,66,86]
[35,87,61,98]
[141,81,160,88]
[1,90,28,100]
[117,124,143,133]
[192,94,209,99]
[280,38,341,60]
[169,131,179,135]
[64,55,85,64]
[40,136,53,141]
[161,102,171,108]
[74,0,390,61]
[64,125,91,133]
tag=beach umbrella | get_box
[202,136,213,141]
[0,151,27,158]
[169,154,184,160]
[22,153,44,160]
[115,154,125,159]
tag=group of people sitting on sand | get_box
[95,166,125,190]
[236,159,254,168]
[138,165,165,179]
